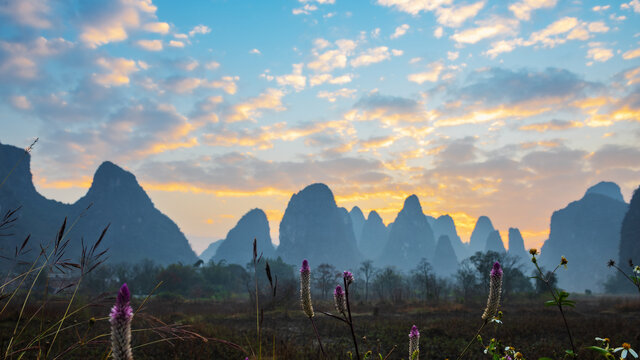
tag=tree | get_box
[314,263,337,299]
[411,258,433,303]
[455,259,478,302]
[373,266,403,302]
[359,260,375,303]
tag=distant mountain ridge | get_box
[0,143,198,266]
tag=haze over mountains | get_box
[1,142,638,292]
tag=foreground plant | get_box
[530,249,577,358]
[588,337,638,359]
[110,283,134,360]
[457,261,503,360]
[607,259,640,294]
[409,325,420,360]
[300,259,326,357]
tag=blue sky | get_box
[1,0,639,253]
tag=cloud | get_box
[348,92,433,126]
[0,0,52,29]
[434,26,444,38]
[586,43,614,63]
[623,47,640,60]
[376,0,454,15]
[163,76,238,94]
[350,46,393,67]
[451,17,518,44]
[92,57,139,87]
[143,21,170,34]
[188,25,211,37]
[275,63,306,91]
[621,0,640,13]
[408,61,444,84]
[317,88,357,102]
[202,120,351,149]
[293,4,318,15]
[592,5,610,11]
[447,51,459,60]
[0,37,73,80]
[589,144,640,170]
[309,73,353,86]
[390,24,410,39]
[509,0,557,21]
[250,48,261,55]
[308,39,357,72]
[226,88,286,122]
[435,1,485,28]
[79,0,160,48]
[10,95,31,110]
[137,39,163,51]
[519,119,584,132]
[168,40,185,48]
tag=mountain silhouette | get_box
[432,235,458,277]
[432,214,468,260]
[619,186,640,268]
[213,208,275,265]
[0,143,198,266]
[349,206,366,247]
[484,230,506,253]
[540,182,628,292]
[276,183,360,268]
[508,227,529,265]
[359,210,389,261]
[469,216,495,254]
[199,239,224,263]
[378,195,436,270]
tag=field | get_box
[1,293,638,359]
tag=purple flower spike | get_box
[110,283,133,360]
[334,285,346,314]
[343,271,354,285]
[490,262,503,278]
[409,325,420,339]
[409,325,420,359]
[301,259,310,273]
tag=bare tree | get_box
[359,260,375,303]
[411,258,432,303]
[314,263,337,299]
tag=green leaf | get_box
[585,346,611,355]
[544,300,558,306]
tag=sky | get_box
[0,0,639,254]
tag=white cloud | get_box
[0,37,73,79]
[435,1,485,28]
[189,25,211,37]
[376,0,454,15]
[350,46,392,67]
[92,57,139,87]
[308,39,357,72]
[434,26,444,38]
[592,5,610,11]
[447,51,459,60]
[276,63,307,91]
[587,43,614,62]
[623,47,640,60]
[408,61,444,84]
[0,0,51,29]
[621,0,640,13]
[79,0,160,48]
[10,95,31,110]
[164,76,238,94]
[451,17,518,44]
[293,3,318,15]
[309,73,353,86]
[205,61,221,70]
[509,0,557,21]
[317,88,357,102]
[227,88,286,123]
[250,48,261,55]
[137,39,163,51]
[168,40,184,48]
[391,49,404,56]
[144,22,170,34]
[588,21,609,33]
[391,24,410,39]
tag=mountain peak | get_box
[89,161,142,195]
[402,194,423,214]
[584,181,624,202]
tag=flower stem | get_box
[455,320,486,360]
[309,317,326,358]
[344,278,360,360]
